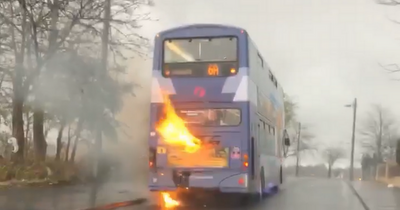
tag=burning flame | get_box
[156,94,201,153]
[161,192,180,208]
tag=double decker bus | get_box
[148,24,291,202]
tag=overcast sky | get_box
[133,0,400,167]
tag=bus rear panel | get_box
[149,24,253,194]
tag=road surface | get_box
[352,181,400,210]
[0,181,149,210]
[141,177,396,210]
[0,177,398,210]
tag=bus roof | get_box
[157,24,246,36]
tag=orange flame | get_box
[156,94,201,153]
[161,192,180,208]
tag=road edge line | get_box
[345,181,370,210]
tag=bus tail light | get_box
[165,70,170,76]
[238,177,245,185]
[238,174,248,187]
[149,148,156,169]
[243,153,249,169]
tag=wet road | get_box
[0,177,399,210]
[0,181,150,210]
[141,177,368,210]
[352,181,400,210]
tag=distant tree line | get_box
[284,94,347,177]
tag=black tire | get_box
[280,166,283,184]
[260,168,266,193]
[259,167,265,201]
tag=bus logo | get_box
[194,86,205,97]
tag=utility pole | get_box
[349,98,357,181]
[295,122,301,177]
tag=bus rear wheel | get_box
[259,169,266,200]
[240,171,265,206]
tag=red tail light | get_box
[243,153,249,170]
[149,148,156,169]
[238,177,245,185]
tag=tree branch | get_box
[376,0,400,5]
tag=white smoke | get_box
[106,3,176,187]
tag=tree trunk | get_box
[10,2,26,162]
[12,94,25,161]
[24,110,30,157]
[12,61,25,161]
[29,0,61,162]
[70,121,83,163]
[65,125,72,162]
[33,109,46,161]
[55,120,66,160]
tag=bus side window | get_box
[268,125,272,135]
[269,71,273,81]
[258,120,267,155]
[269,70,278,88]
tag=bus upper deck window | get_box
[162,37,238,77]
[163,37,237,63]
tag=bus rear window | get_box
[163,37,237,63]
[175,108,241,126]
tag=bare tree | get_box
[376,0,400,5]
[323,147,345,178]
[0,0,29,161]
[376,1,400,78]
[284,94,317,158]
[284,94,297,125]
[358,104,395,162]
[382,131,398,161]
[286,125,317,158]
[373,0,400,162]
[0,0,153,162]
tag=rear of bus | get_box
[148,24,251,194]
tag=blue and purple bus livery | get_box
[148,24,291,201]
